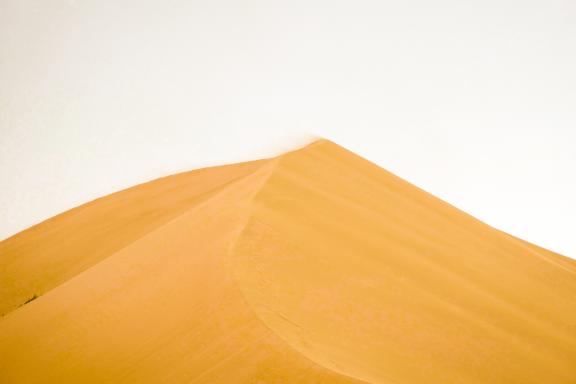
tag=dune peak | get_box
[1,140,575,384]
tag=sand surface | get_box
[1,140,575,383]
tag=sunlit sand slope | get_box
[1,140,575,383]
[234,141,576,384]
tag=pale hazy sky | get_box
[1,0,575,257]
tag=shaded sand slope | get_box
[0,159,265,316]
[1,140,575,383]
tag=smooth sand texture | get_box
[1,140,575,383]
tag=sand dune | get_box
[1,140,575,383]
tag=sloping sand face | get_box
[1,140,575,383]
[0,159,267,317]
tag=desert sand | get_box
[0,139,575,383]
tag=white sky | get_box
[1,0,575,258]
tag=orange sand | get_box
[1,140,575,383]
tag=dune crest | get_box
[1,140,575,383]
